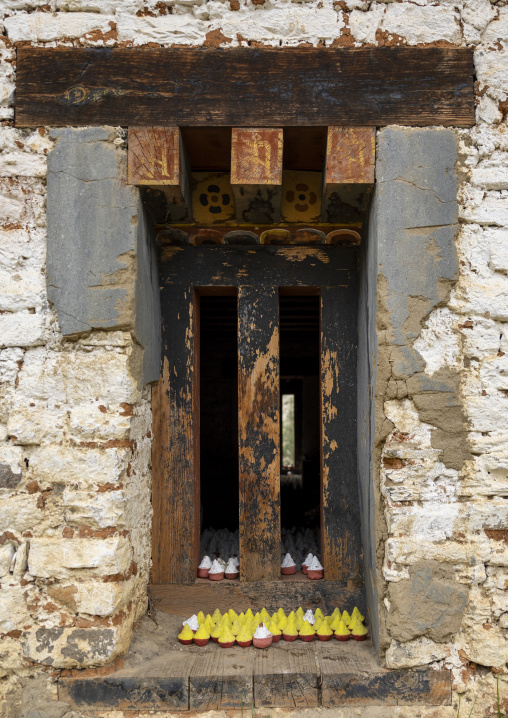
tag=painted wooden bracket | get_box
[231,128,283,224]
[321,127,375,225]
[128,126,192,223]
[281,170,322,224]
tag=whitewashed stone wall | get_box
[0,0,507,716]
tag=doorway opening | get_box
[199,294,240,561]
[280,294,321,568]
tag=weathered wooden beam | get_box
[128,127,192,223]
[152,286,199,584]
[322,127,375,224]
[320,285,362,582]
[156,224,362,246]
[238,286,280,583]
[15,48,475,127]
[230,128,283,224]
[150,577,366,615]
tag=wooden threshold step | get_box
[58,639,451,711]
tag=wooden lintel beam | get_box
[128,126,192,223]
[231,128,283,224]
[322,127,375,225]
[15,48,475,127]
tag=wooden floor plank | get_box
[254,647,292,708]
[286,642,319,708]
[58,653,196,711]
[254,642,318,708]
[189,645,254,710]
[316,640,451,706]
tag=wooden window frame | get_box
[151,244,363,614]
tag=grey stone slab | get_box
[386,560,468,643]
[374,127,459,352]
[46,127,161,385]
[357,127,460,659]
[47,128,138,336]
[135,198,161,385]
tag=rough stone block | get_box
[48,578,135,617]
[0,271,45,313]
[0,544,15,578]
[0,637,24,679]
[475,48,508,102]
[0,494,41,535]
[215,6,343,46]
[4,12,115,43]
[0,228,45,274]
[0,348,24,384]
[0,152,46,179]
[385,637,448,669]
[62,489,126,529]
[464,624,508,669]
[0,586,30,632]
[68,403,131,442]
[27,445,129,487]
[382,4,461,45]
[28,537,132,579]
[0,313,45,349]
[7,403,67,445]
[460,187,508,226]
[64,348,141,406]
[22,623,130,669]
[13,348,65,403]
[56,0,144,11]
[386,560,468,643]
[471,164,508,191]
[0,445,23,489]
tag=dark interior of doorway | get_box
[198,293,321,565]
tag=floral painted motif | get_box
[192,173,235,223]
[281,171,322,223]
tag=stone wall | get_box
[1,0,508,716]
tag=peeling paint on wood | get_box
[321,286,362,582]
[238,286,280,582]
[322,128,375,226]
[231,128,283,224]
[152,290,197,584]
[129,127,192,223]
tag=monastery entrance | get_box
[152,242,361,608]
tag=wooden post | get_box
[321,127,375,226]
[231,128,283,224]
[320,285,362,582]
[238,285,280,582]
[128,126,192,222]
[152,285,198,584]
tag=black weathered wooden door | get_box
[152,245,360,585]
